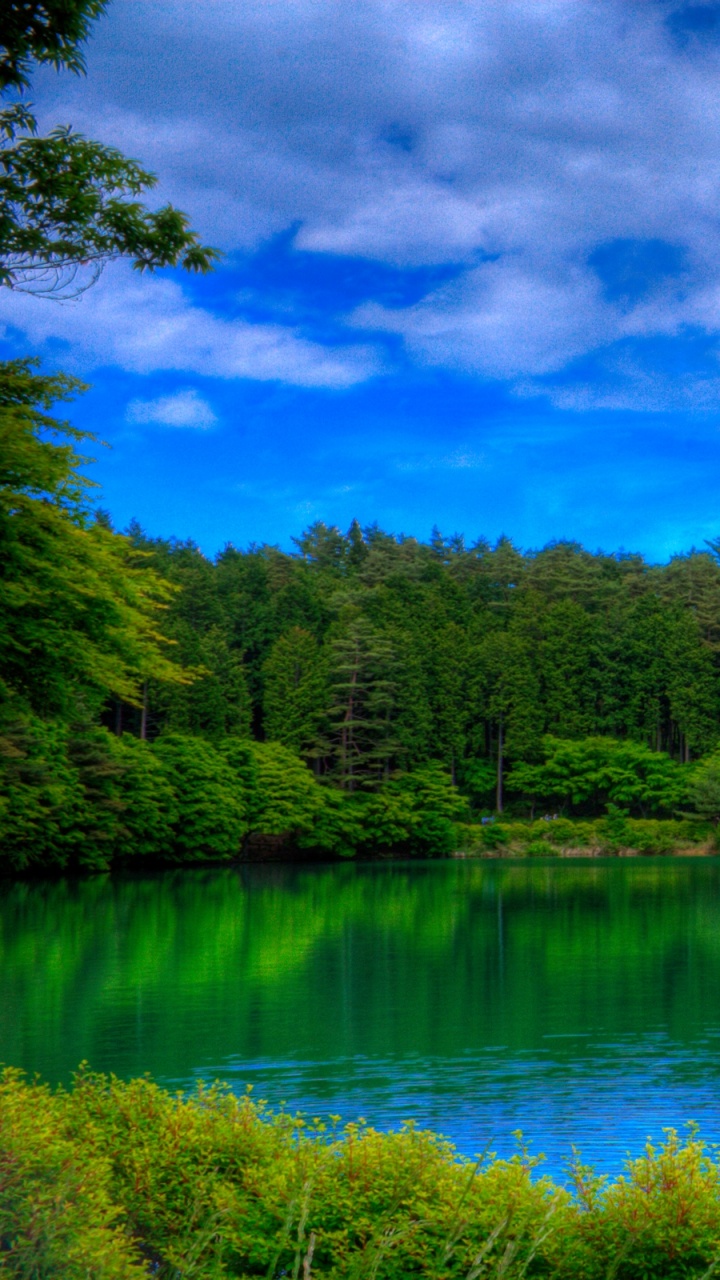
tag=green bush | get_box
[297,765,463,859]
[526,839,558,857]
[297,787,367,859]
[0,1069,145,1277]
[152,732,247,860]
[0,714,83,873]
[481,822,511,849]
[223,738,325,837]
[4,1070,720,1279]
[542,817,588,846]
[508,736,688,818]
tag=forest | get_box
[3,359,720,872]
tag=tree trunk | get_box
[140,681,148,741]
[496,717,504,814]
[342,665,358,791]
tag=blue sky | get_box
[3,0,720,559]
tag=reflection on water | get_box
[3,859,720,1177]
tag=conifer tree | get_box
[262,626,329,760]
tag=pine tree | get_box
[262,627,329,760]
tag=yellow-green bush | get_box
[3,1068,720,1278]
[0,1069,145,1277]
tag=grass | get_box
[457,816,716,858]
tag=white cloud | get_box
[0,266,382,389]
[16,0,720,403]
[127,389,217,428]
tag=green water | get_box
[3,858,720,1177]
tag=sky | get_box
[3,0,720,559]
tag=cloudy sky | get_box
[3,0,720,557]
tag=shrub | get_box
[481,822,511,849]
[4,1071,720,1280]
[0,714,83,872]
[0,1068,144,1278]
[526,839,558,857]
[152,732,246,860]
[222,737,324,839]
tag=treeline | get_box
[4,357,720,872]
[127,519,720,803]
[1,719,463,871]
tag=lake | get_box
[3,857,720,1180]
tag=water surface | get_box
[3,858,720,1179]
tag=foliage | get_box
[263,625,329,758]
[685,753,720,825]
[0,359,187,719]
[125,523,720,818]
[0,717,180,872]
[151,733,246,861]
[295,765,464,859]
[5,1068,720,1279]
[0,1067,145,1278]
[296,786,368,859]
[7,384,720,868]
[467,814,710,857]
[0,711,83,872]
[228,738,325,837]
[508,736,688,817]
[1,2,109,93]
[0,1,217,296]
[481,823,511,850]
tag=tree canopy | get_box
[0,0,218,295]
[0,358,186,718]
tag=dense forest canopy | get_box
[128,516,720,781]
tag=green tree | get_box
[67,726,179,866]
[0,1,217,295]
[508,736,687,818]
[0,712,82,871]
[390,763,466,855]
[428,622,469,781]
[686,754,720,825]
[152,733,246,861]
[0,360,187,719]
[222,738,323,837]
[326,610,399,789]
[262,626,328,759]
[468,628,542,812]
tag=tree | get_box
[262,626,329,759]
[0,360,188,718]
[0,0,217,296]
[61,724,178,868]
[428,623,469,782]
[685,755,720,825]
[1,2,109,92]
[508,736,687,818]
[221,738,324,837]
[468,628,542,812]
[0,711,82,871]
[326,610,399,789]
[152,733,246,860]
